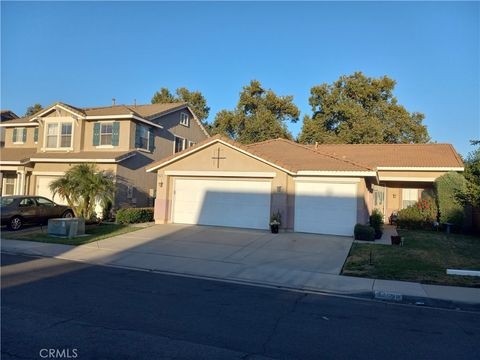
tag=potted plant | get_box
[270,210,282,234]
[369,209,384,240]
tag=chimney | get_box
[112,98,116,106]
[315,142,318,150]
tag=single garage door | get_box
[36,176,68,205]
[294,180,357,236]
[172,178,271,230]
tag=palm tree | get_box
[49,164,115,219]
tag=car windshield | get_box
[0,198,15,207]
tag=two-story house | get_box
[0,102,209,211]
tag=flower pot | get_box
[374,230,383,240]
[270,224,279,234]
[391,235,402,245]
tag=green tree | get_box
[435,172,467,228]
[210,80,300,144]
[151,87,210,122]
[456,141,480,207]
[298,72,430,144]
[49,164,115,219]
[25,103,43,117]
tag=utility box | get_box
[48,218,85,238]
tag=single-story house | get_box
[146,135,464,236]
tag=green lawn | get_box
[342,230,480,287]
[3,223,141,246]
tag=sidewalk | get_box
[2,238,479,307]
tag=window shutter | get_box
[148,127,155,152]
[22,128,27,143]
[12,128,17,142]
[135,124,141,148]
[112,122,120,146]
[93,123,100,146]
[34,128,38,142]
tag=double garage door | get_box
[172,179,271,230]
[171,178,357,236]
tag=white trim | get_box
[447,269,480,277]
[180,112,190,127]
[297,171,376,176]
[147,138,294,175]
[294,177,362,183]
[32,171,65,176]
[86,115,163,129]
[164,171,277,178]
[30,153,135,163]
[187,106,210,138]
[43,118,74,150]
[377,166,464,171]
[0,123,38,128]
[96,145,115,149]
[0,161,28,165]
[32,104,85,120]
[379,176,438,182]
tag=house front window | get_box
[13,128,26,144]
[46,122,73,149]
[174,136,185,153]
[137,125,149,150]
[100,123,113,145]
[402,188,419,208]
[3,177,15,195]
[180,112,189,126]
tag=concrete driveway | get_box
[77,224,354,287]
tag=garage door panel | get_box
[36,176,68,205]
[294,181,357,236]
[173,179,271,230]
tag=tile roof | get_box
[0,115,37,126]
[306,143,464,168]
[0,102,188,125]
[246,138,373,171]
[82,102,187,119]
[146,135,374,173]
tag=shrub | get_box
[397,194,438,230]
[435,172,466,228]
[397,205,426,230]
[369,209,384,239]
[116,207,154,224]
[354,224,375,241]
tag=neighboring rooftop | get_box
[0,102,189,126]
[0,110,19,122]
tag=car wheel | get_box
[8,216,23,231]
[62,210,74,218]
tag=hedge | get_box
[435,172,466,228]
[397,196,437,230]
[354,224,375,241]
[116,207,154,224]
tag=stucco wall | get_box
[3,127,38,148]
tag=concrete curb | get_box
[2,248,479,313]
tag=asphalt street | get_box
[1,253,479,360]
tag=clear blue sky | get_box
[1,1,479,156]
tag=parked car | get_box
[1,196,74,230]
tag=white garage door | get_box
[294,180,357,236]
[172,178,271,230]
[36,176,68,205]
